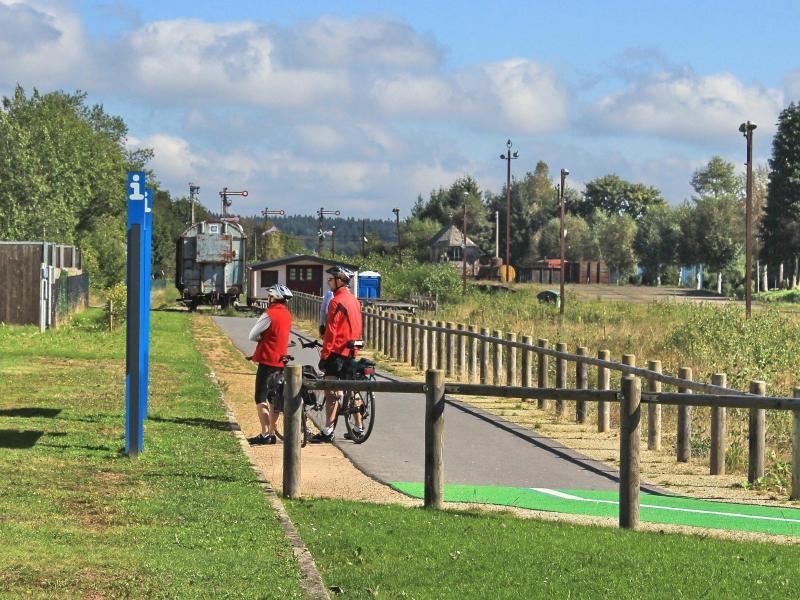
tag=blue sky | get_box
[2,0,798,218]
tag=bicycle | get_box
[246,352,310,447]
[299,338,377,444]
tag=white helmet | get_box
[266,284,293,301]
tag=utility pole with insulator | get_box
[500,139,518,283]
[317,207,340,255]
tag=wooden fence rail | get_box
[288,292,800,499]
[282,366,800,529]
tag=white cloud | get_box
[283,16,443,70]
[0,1,90,89]
[370,58,569,134]
[587,71,784,141]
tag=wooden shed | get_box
[0,241,88,329]
[247,254,359,303]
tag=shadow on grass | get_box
[0,408,62,418]
[0,429,45,448]
[149,416,233,431]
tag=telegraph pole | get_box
[499,140,518,282]
[392,208,402,264]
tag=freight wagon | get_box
[175,220,246,310]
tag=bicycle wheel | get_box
[343,389,375,443]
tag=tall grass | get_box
[429,285,800,488]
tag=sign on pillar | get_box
[126,171,152,457]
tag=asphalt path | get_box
[213,315,657,493]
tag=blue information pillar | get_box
[126,171,152,457]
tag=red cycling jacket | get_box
[321,286,363,359]
[251,302,292,367]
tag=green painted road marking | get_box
[390,482,800,537]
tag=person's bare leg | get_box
[256,402,270,434]
[267,404,278,436]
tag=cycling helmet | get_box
[326,265,355,283]
[266,284,293,301]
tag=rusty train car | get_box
[175,220,247,310]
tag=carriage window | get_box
[209,224,219,233]
[289,268,297,281]
[306,268,313,280]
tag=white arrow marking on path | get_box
[530,488,800,525]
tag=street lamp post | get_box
[559,168,569,316]
[462,191,468,295]
[317,207,340,255]
[500,139,518,282]
[739,121,757,319]
[392,208,402,264]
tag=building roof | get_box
[249,254,359,271]
[429,224,479,248]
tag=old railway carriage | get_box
[175,220,246,310]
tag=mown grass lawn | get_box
[0,308,304,599]
[287,499,798,599]
[3,302,799,600]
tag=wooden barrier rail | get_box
[288,292,800,500]
[282,366,800,529]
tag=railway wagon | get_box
[175,220,246,310]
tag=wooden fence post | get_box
[393,316,401,360]
[446,322,456,378]
[492,330,503,385]
[108,299,113,332]
[620,375,641,529]
[506,332,518,387]
[748,380,766,483]
[468,325,478,384]
[710,373,727,475]
[437,321,446,371]
[410,318,419,367]
[403,316,411,364]
[677,367,693,463]
[576,346,588,423]
[792,387,800,500]
[425,369,445,509]
[646,360,662,451]
[597,350,610,432]
[555,342,567,417]
[282,365,303,499]
[537,339,549,410]
[457,324,466,378]
[420,320,429,371]
[480,328,490,384]
[521,335,532,403]
[377,313,385,356]
[427,320,436,371]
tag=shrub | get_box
[104,282,127,325]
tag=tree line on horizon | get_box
[2,84,800,294]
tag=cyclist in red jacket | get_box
[247,284,293,445]
[309,266,363,443]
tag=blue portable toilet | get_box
[357,271,381,299]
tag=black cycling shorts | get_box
[255,364,284,410]
[318,353,349,378]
